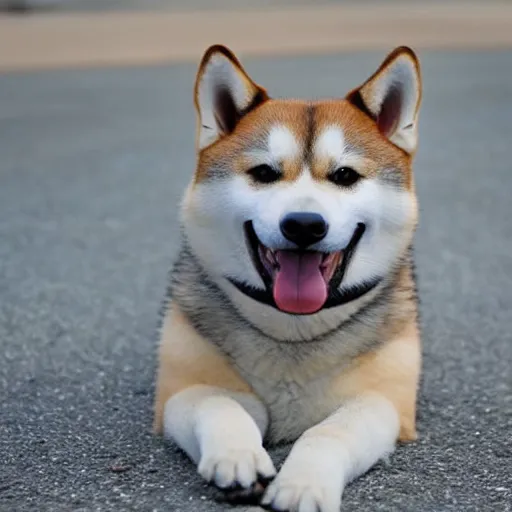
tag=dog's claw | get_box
[213,473,273,505]
[218,480,266,505]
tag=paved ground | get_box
[1,50,511,511]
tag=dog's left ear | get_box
[347,46,422,154]
[194,45,268,151]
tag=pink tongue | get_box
[273,251,327,314]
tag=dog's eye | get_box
[329,167,361,187]
[247,164,281,184]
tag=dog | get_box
[153,44,423,512]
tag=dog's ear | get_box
[194,45,268,151]
[346,46,422,154]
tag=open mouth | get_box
[242,221,366,315]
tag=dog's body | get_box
[153,45,423,511]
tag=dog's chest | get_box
[235,348,345,443]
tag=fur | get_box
[153,45,423,512]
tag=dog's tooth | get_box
[322,253,335,268]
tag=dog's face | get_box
[182,45,422,321]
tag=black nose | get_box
[280,212,328,248]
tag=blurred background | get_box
[1,0,512,70]
[1,1,511,512]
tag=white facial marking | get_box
[315,126,346,164]
[267,125,300,162]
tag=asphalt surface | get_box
[1,51,511,512]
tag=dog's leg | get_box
[164,384,276,494]
[261,392,399,512]
[155,305,276,497]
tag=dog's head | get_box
[182,45,421,328]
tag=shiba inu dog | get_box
[153,44,422,512]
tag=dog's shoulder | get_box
[153,301,252,435]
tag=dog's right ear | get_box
[194,45,268,151]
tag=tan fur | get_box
[331,264,421,442]
[333,318,421,442]
[347,45,422,126]
[193,44,268,175]
[153,305,252,434]
[196,100,308,183]
[154,44,424,510]
[195,99,413,187]
[194,46,419,189]
[154,265,420,441]
[156,44,421,435]
[312,102,414,187]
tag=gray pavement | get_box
[1,51,511,511]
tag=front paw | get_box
[260,438,344,512]
[261,475,341,512]
[198,445,276,502]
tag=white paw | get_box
[261,436,344,512]
[198,445,276,490]
[261,475,341,512]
